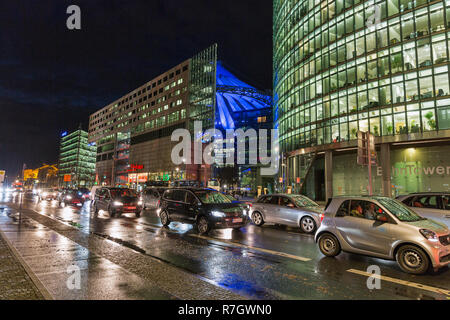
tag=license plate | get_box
[232,218,243,223]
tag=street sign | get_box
[64,175,71,182]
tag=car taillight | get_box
[320,213,325,222]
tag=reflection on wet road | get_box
[1,191,449,300]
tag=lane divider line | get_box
[347,268,450,297]
[189,234,311,262]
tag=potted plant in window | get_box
[373,125,379,136]
[386,123,393,135]
[351,127,358,139]
[424,111,436,130]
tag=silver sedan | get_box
[397,193,450,228]
[250,194,323,234]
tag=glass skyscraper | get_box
[59,129,96,188]
[274,0,450,200]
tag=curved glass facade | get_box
[274,0,450,153]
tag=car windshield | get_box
[378,198,425,222]
[290,195,319,207]
[195,191,232,204]
[111,189,137,198]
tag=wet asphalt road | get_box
[1,191,450,300]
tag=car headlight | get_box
[138,201,143,206]
[212,211,226,218]
[113,201,123,206]
[66,195,72,200]
[420,229,439,242]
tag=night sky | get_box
[0,0,272,179]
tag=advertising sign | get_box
[137,173,148,183]
[64,175,72,182]
[128,174,137,183]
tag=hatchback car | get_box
[58,189,85,207]
[316,196,450,274]
[39,188,58,201]
[141,187,168,210]
[250,194,322,234]
[159,188,249,234]
[397,193,450,228]
[93,187,142,217]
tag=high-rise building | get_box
[274,0,450,200]
[89,45,272,191]
[58,129,96,188]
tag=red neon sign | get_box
[127,164,144,172]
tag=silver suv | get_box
[315,196,450,274]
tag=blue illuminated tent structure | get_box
[214,62,272,130]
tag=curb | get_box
[0,228,54,300]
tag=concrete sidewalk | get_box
[0,229,45,300]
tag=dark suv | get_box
[159,188,249,234]
[93,187,142,218]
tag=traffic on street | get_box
[1,188,449,300]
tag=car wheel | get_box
[318,233,341,257]
[197,216,210,234]
[251,211,264,226]
[300,216,317,234]
[160,210,170,226]
[108,206,116,218]
[396,245,430,275]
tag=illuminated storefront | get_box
[274,0,450,200]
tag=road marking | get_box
[347,268,450,297]
[189,234,311,262]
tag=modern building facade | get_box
[274,0,450,200]
[89,59,191,188]
[89,45,273,191]
[58,129,96,188]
